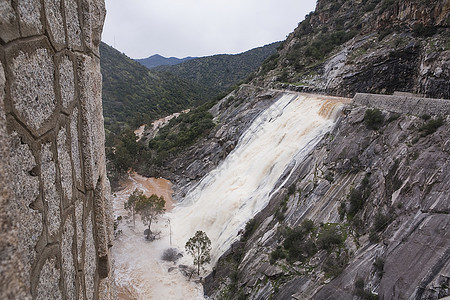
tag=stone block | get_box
[77,54,106,190]
[94,176,112,279]
[75,195,84,264]
[44,0,66,50]
[62,215,76,300]
[7,39,58,136]
[0,1,20,43]
[80,0,106,55]
[0,62,30,300]
[0,61,4,101]
[9,131,42,294]
[36,257,62,300]
[57,126,74,205]
[71,107,83,188]
[353,93,450,116]
[17,0,44,37]
[98,274,117,300]
[57,54,76,111]
[65,0,83,50]
[84,212,96,300]
[41,142,61,237]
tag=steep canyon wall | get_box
[0,0,114,299]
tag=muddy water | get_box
[112,173,204,299]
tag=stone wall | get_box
[0,0,114,299]
[353,93,450,116]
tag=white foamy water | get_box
[169,93,348,264]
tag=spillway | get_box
[169,92,348,264]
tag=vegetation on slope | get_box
[100,42,209,134]
[105,101,218,187]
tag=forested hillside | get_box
[100,42,209,135]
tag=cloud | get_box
[102,0,316,58]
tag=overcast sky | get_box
[101,0,317,59]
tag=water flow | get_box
[169,93,346,264]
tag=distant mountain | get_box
[154,42,282,95]
[136,54,195,69]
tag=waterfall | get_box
[169,92,347,264]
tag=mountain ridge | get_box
[136,54,195,69]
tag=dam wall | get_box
[353,93,450,116]
[0,0,114,299]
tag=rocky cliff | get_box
[203,91,450,300]
[253,0,450,100]
[0,0,114,299]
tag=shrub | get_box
[354,278,379,300]
[372,213,391,233]
[270,246,286,264]
[323,251,348,278]
[373,257,385,277]
[347,174,371,219]
[369,231,380,243]
[275,195,289,222]
[378,28,393,41]
[283,220,317,262]
[381,0,395,12]
[364,108,384,130]
[162,248,179,262]
[338,202,347,220]
[413,24,438,37]
[242,218,257,240]
[355,278,365,290]
[317,225,345,251]
[421,114,431,120]
[325,172,335,183]
[288,184,296,195]
[420,117,444,136]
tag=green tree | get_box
[135,193,166,240]
[185,230,212,275]
[124,188,142,227]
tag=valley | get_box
[112,90,350,298]
[103,0,450,299]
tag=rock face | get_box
[253,0,450,100]
[0,0,114,299]
[203,92,450,299]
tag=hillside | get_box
[253,0,450,99]
[100,42,209,135]
[154,42,281,95]
[135,54,195,69]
